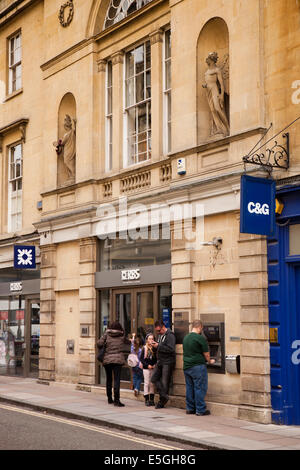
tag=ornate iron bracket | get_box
[243,132,289,173]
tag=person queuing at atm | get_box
[97,321,131,407]
[140,333,157,406]
[183,320,215,416]
[151,320,176,409]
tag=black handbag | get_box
[97,346,105,363]
[97,335,106,363]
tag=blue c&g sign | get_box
[240,175,276,236]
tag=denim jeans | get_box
[184,364,208,414]
[151,363,174,400]
[132,366,143,391]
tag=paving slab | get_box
[1,375,300,450]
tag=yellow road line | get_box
[0,403,183,450]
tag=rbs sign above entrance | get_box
[240,175,276,236]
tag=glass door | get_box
[113,290,133,384]
[113,291,132,338]
[135,287,158,342]
[0,296,25,376]
[28,300,40,377]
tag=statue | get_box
[53,114,76,181]
[202,52,230,138]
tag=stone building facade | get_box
[0,0,300,424]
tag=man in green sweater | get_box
[183,320,215,416]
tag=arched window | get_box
[103,0,153,30]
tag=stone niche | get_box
[197,17,230,144]
[56,93,77,187]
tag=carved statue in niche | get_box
[53,114,76,183]
[202,52,230,138]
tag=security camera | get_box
[212,237,223,248]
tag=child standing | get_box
[130,334,143,396]
[140,333,157,406]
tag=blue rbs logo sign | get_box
[14,245,36,269]
[240,175,276,236]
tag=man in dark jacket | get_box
[151,320,176,409]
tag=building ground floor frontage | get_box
[0,266,40,378]
[1,177,300,425]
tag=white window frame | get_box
[8,143,23,233]
[105,60,113,172]
[163,29,171,155]
[124,41,151,167]
[8,31,22,95]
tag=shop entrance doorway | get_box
[97,284,171,387]
[0,296,40,377]
[113,287,158,341]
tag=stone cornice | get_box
[40,127,266,199]
[0,0,41,27]
[168,126,268,161]
[0,117,29,152]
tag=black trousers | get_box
[104,364,122,401]
[151,363,174,400]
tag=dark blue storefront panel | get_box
[267,186,300,425]
[240,175,276,236]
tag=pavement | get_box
[1,375,300,450]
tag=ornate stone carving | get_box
[202,52,230,138]
[97,59,107,73]
[149,29,163,46]
[111,51,124,66]
[53,114,76,182]
[58,0,74,28]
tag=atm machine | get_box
[202,322,225,373]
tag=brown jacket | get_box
[97,329,130,366]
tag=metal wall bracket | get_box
[243,132,289,173]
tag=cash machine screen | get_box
[203,326,220,341]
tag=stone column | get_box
[238,232,271,423]
[171,220,196,398]
[79,237,97,385]
[150,29,164,161]
[97,58,107,175]
[39,244,57,381]
[111,51,124,172]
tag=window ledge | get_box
[4,88,23,102]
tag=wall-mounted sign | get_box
[121,269,141,281]
[177,158,186,175]
[80,325,90,337]
[14,245,36,269]
[240,175,276,236]
[10,282,22,292]
[162,308,171,328]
